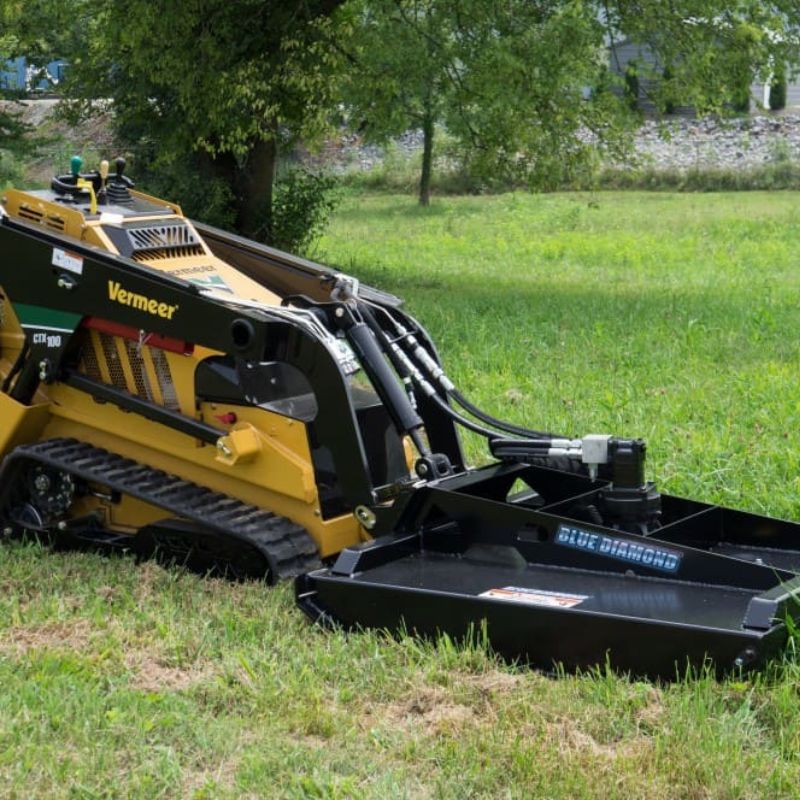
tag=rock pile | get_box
[321,115,800,173]
[629,115,800,170]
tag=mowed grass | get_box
[2,191,800,799]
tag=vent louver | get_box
[126,223,205,260]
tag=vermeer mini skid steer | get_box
[1,157,799,678]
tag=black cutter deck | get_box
[297,463,800,678]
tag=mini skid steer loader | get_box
[1,157,800,678]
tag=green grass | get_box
[4,190,800,798]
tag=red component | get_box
[82,317,194,355]
[214,412,238,425]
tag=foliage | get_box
[732,76,753,114]
[661,65,677,115]
[0,0,88,66]
[118,138,237,230]
[587,161,800,192]
[0,149,24,189]
[341,140,800,196]
[0,105,32,158]
[770,63,788,110]
[270,167,341,254]
[341,1,800,203]
[66,0,349,245]
[624,62,641,111]
[5,191,800,796]
[604,3,800,116]
[0,0,88,177]
[340,0,634,204]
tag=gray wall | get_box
[611,39,800,113]
[608,41,693,115]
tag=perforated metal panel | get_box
[124,339,154,402]
[149,347,180,412]
[79,335,103,382]
[79,331,181,413]
[99,333,127,392]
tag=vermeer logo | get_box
[555,524,682,573]
[108,281,179,319]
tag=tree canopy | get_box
[342,0,800,203]
[4,1,800,231]
[1,0,88,175]
[67,0,347,239]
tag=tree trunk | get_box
[419,113,434,207]
[235,137,278,242]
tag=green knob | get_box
[70,155,83,176]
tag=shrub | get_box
[270,167,341,255]
[731,73,752,113]
[587,161,800,192]
[624,63,640,111]
[0,149,24,188]
[770,64,787,111]
[662,65,677,115]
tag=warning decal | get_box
[52,247,84,275]
[479,586,589,609]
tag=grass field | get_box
[3,191,800,798]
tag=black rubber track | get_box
[0,437,321,582]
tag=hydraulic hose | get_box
[341,312,431,457]
[361,306,564,446]
[449,388,557,440]
[1,337,30,394]
[365,300,563,442]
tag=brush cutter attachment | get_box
[298,462,800,678]
[296,282,800,678]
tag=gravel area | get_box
[320,115,800,173]
[7,99,800,174]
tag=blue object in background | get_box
[1,57,67,92]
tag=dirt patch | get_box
[381,687,476,736]
[464,670,526,696]
[635,688,666,730]
[550,718,652,761]
[125,652,216,693]
[0,619,93,654]
[181,755,241,798]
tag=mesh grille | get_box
[99,333,128,391]
[124,340,154,401]
[130,224,198,249]
[79,336,103,382]
[78,331,181,413]
[150,347,180,412]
